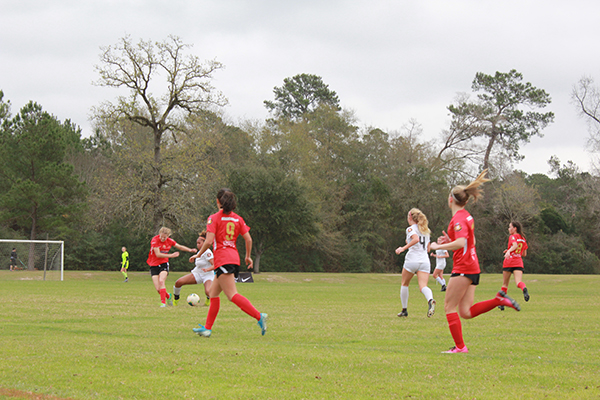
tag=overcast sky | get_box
[1,0,598,175]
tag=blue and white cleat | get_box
[257,313,268,336]
[193,325,211,337]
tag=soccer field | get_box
[0,271,598,399]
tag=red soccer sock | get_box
[469,297,502,318]
[231,293,261,320]
[159,288,167,304]
[205,297,221,330]
[501,286,508,293]
[517,282,526,291]
[446,312,465,349]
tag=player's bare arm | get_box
[396,234,418,255]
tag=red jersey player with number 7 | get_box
[499,221,530,306]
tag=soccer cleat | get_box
[523,288,530,302]
[173,298,179,306]
[204,298,210,307]
[427,299,436,318]
[193,325,211,337]
[441,284,446,292]
[498,305,505,311]
[167,293,173,306]
[124,278,128,282]
[497,291,521,311]
[258,313,268,336]
[160,303,166,308]
[442,346,468,354]
[397,309,408,318]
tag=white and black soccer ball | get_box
[187,293,200,306]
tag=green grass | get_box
[0,271,599,399]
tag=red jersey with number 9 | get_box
[447,209,480,274]
[206,209,250,268]
[502,234,527,269]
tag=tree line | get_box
[1,35,600,275]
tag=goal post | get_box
[0,239,64,281]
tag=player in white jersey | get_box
[395,208,435,318]
[172,231,215,306]
[431,249,449,291]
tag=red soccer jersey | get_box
[502,234,528,268]
[447,209,480,274]
[146,235,177,266]
[206,209,250,268]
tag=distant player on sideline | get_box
[120,246,129,282]
[192,188,267,338]
[499,221,530,308]
[431,249,449,291]
[146,227,196,307]
[172,231,215,306]
[395,208,436,318]
[10,248,17,271]
[430,170,521,354]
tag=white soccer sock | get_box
[400,286,409,309]
[435,276,446,286]
[173,286,181,297]
[421,286,433,302]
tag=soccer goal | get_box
[0,239,64,281]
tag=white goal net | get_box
[0,239,64,281]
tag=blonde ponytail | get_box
[450,169,490,206]
[409,208,431,235]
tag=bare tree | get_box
[572,76,600,154]
[490,172,540,224]
[93,35,226,232]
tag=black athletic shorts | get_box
[150,263,169,276]
[215,264,239,278]
[503,267,524,273]
[450,272,480,286]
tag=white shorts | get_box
[403,262,431,274]
[192,268,215,284]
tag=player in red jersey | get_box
[430,170,521,354]
[147,227,196,307]
[499,221,530,305]
[192,188,267,338]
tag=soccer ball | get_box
[187,293,201,306]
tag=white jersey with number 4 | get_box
[404,224,430,264]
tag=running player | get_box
[172,231,214,306]
[395,208,436,318]
[146,227,196,307]
[192,188,267,337]
[431,249,449,291]
[499,221,529,307]
[120,246,129,282]
[430,170,521,354]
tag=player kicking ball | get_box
[146,227,196,307]
[172,231,214,306]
